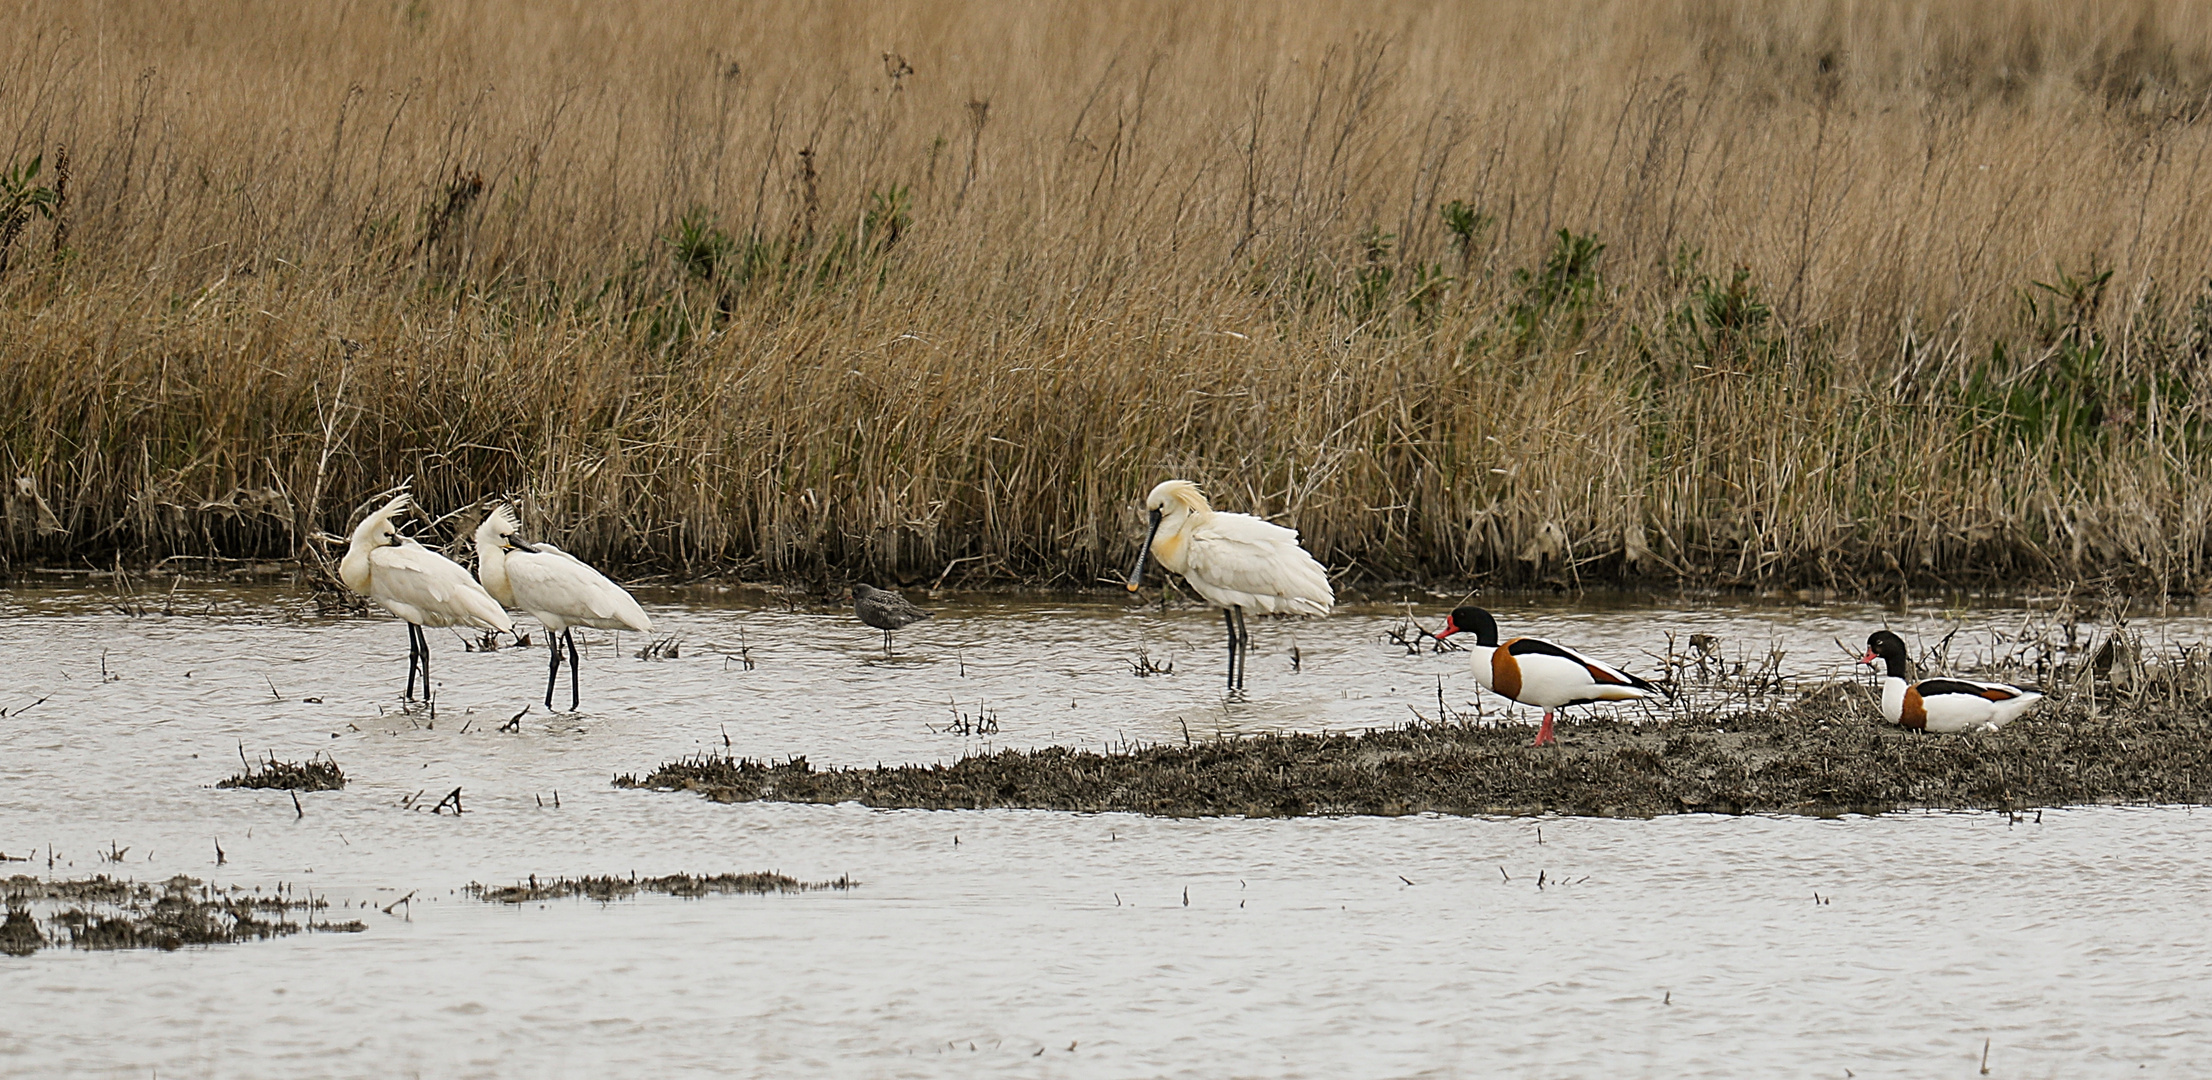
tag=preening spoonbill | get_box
[851,583,931,655]
[1861,630,2041,732]
[340,494,514,702]
[1435,607,1664,746]
[474,504,652,711]
[1124,479,1332,691]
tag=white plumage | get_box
[475,504,651,710]
[1468,643,1660,709]
[340,494,512,701]
[1125,479,1331,690]
[1877,676,2042,733]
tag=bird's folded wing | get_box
[1184,521,1333,614]
[369,545,510,628]
[1512,637,1656,691]
[1918,677,2022,701]
[510,546,651,627]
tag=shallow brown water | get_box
[2,583,2208,1076]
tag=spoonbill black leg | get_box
[544,632,563,710]
[564,628,581,711]
[418,624,433,705]
[1234,606,1250,690]
[1229,606,1247,690]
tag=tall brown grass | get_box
[6,0,2212,591]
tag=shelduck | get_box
[1125,479,1333,692]
[1859,630,2042,733]
[1435,606,1665,746]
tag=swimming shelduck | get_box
[1435,606,1665,746]
[1125,479,1332,692]
[1859,630,2042,732]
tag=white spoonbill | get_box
[1860,630,2041,733]
[1124,479,1332,691]
[474,504,652,711]
[1435,606,1665,746]
[340,494,513,702]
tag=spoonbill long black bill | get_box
[1125,479,1332,692]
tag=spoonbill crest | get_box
[474,504,652,711]
[1125,479,1332,691]
[340,494,513,702]
[1436,606,1664,746]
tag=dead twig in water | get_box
[1382,611,1462,655]
[1129,646,1174,677]
[1,694,52,717]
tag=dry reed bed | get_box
[6,1,2212,588]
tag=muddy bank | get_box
[2,875,364,955]
[617,692,2212,818]
[467,872,856,904]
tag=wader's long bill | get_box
[1125,508,1163,591]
